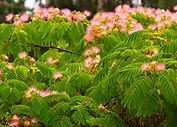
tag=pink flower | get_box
[39,91,51,97]
[31,118,37,124]
[141,63,151,71]
[39,90,58,97]
[173,5,177,11]
[42,8,49,18]
[155,63,166,71]
[84,50,91,57]
[25,86,38,99]
[18,51,27,59]
[84,57,93,69]
[5,13,14,21]
[152,48,158,56]
[53,71,63,79]
[29,57,35,62]
[92,46,100,54]
[92,55,101,64]
[20,13,30,22]
[85,34,94,42]
[107,22,115,29]
[0,70,3,75]
[9,120,20,126]
[47,57,53,64]
[9,115,20,127]
[84,10,91,17]
[61,8,72,19]
[6,63,14,69]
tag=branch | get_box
[29,43,79,55]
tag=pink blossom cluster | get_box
[53,71,63,79]
[25,86,58,99]
[141,61,166,71]
[115,4,144,34]
[47,57,59,65]
[85,4,177,42]
[18,51,27,59]
[129,6,177,30]
[85,12,118,41]
[33,7,88,22]
[9,115,37,127]
[5,13,30,26]
[84,46,101,69]
[6,63,14,69]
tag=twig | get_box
[28,43,79,55]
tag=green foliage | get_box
[1,9,177,127]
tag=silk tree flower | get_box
[5,13,14,21]
[25,86,38,99]
[93,55,101,64]
[20,13,30,22]
[9,115,20,127]
[85,34,94,42]
[173,5,177,11]
[141,63,151,71]
[31,118,37,124]
[72,12,87,22]
[91,46,100,54]
[47,7,60,19]
[33,7,49,19]
[18,51,27,59]
[61,8,72,20]
[53,71,63,79]
[13,14,22,26]
[155,63,166,71]
[84,55,101,69]
[0,69,3,75]
[26,86,58,98]
[1,55,9,61]
[84,46,100,57]
[84,57,94,69]
[6,63,14,69]
[141,61,165,71]
[29,57,35,62]
[39,90,58,97]
[47,57,53,64]
[146,55,152,60]
[47,57,59,65]
[84,10,91,17]
[150,61,158,67]
[152,48,159,57]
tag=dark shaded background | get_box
[0,0,177,23]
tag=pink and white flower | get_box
[155,63,166,71]
[141,63,151,71]
[18,51,27,59]
[53,71,63,79]
[5,13,14,21]
[9,115,20,127]
[20,13,30,22]
[6,63,14,69]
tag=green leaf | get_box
[9,28,30,56]
[12,105,33,116]
[71,105,89,125]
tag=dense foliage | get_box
[0,4,177,127]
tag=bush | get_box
[0,5,177,127]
